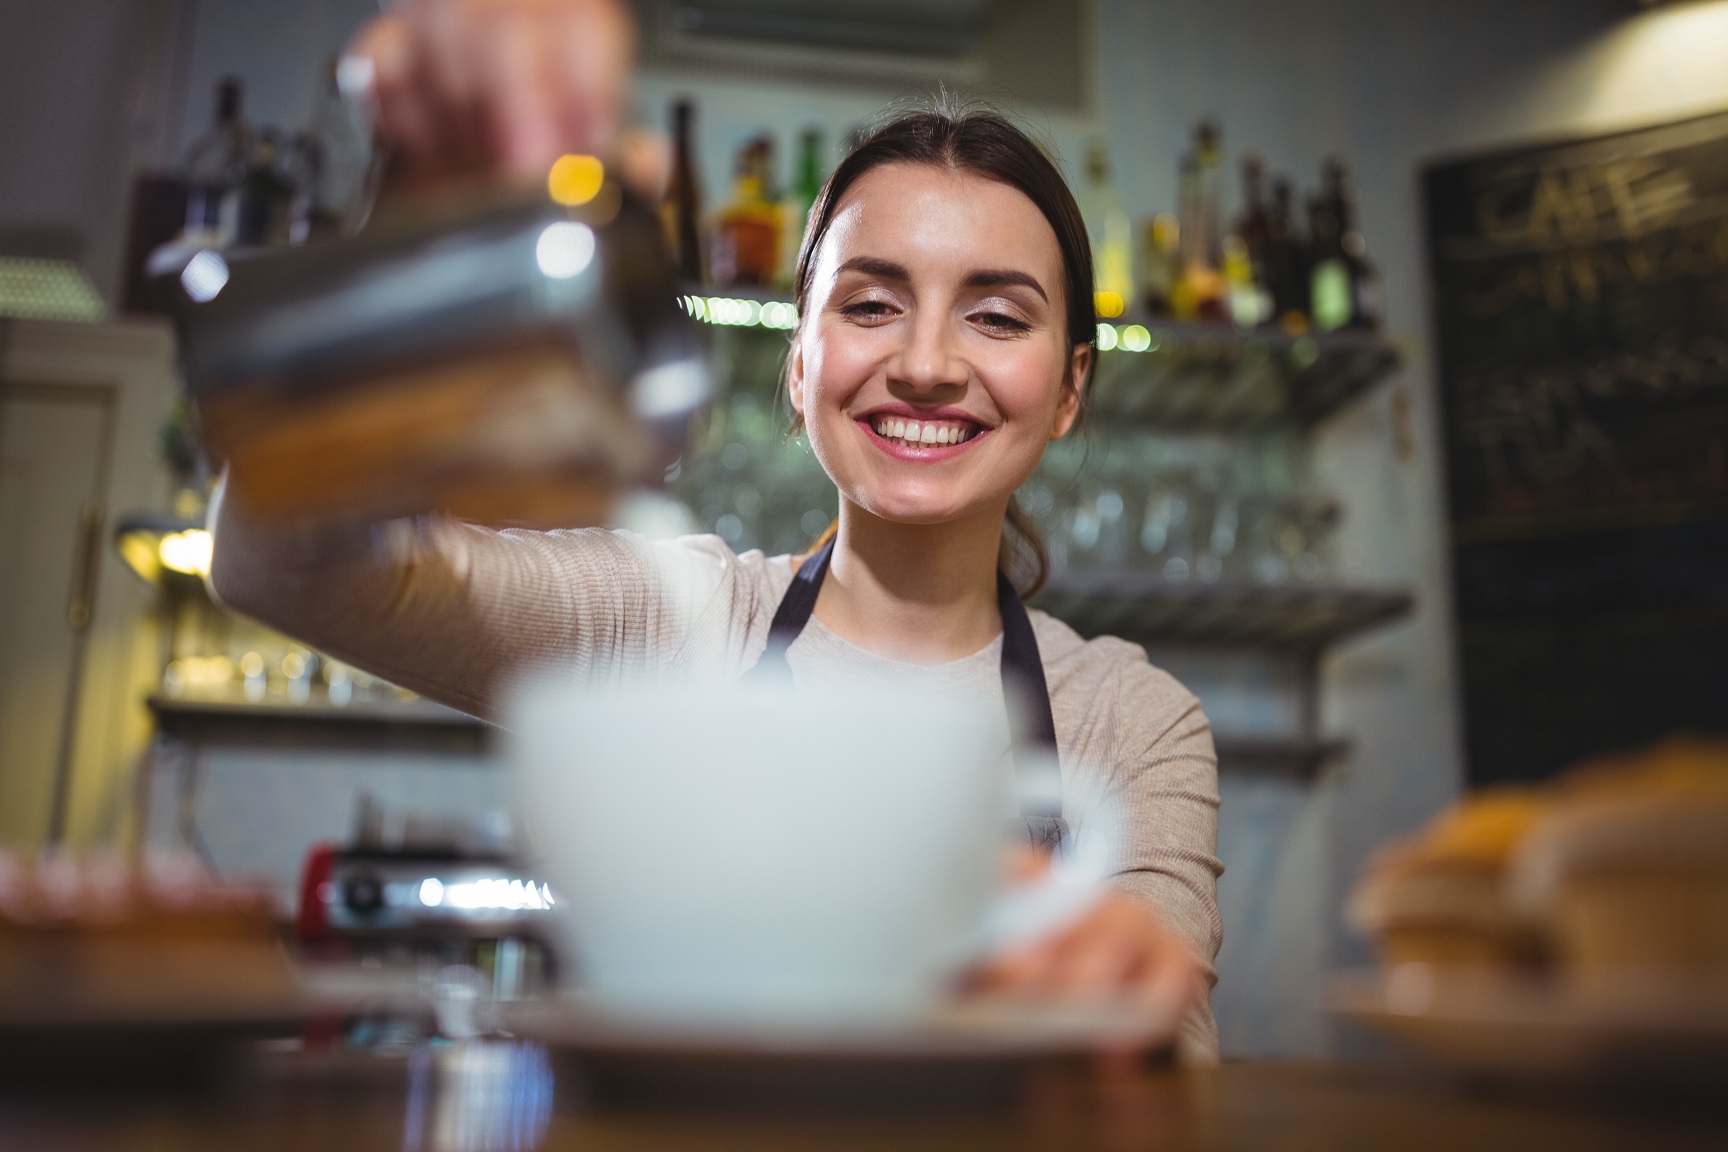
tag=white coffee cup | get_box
[505,676,1009,1029]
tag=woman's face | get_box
[789,163,1089,529]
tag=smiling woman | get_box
[784,110,1097,606]
[208,18,1223,1065]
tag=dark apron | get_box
[748,535,1067,851]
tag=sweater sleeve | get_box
[205,477,770,721]
[1102,658,1224,1064]
[1039,624,1223,1065]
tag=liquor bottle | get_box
[181,76,250,245]
[1266,177,1309,331]
[1308,159,1373,331]
[289,57,371,244]
[1139,213,1180,317]
[233,129,297,248]
[662,99,705,283]
[1229,155,1273,328]
[1173,122,1225,322]
[1332,162,1381,328]
[780,128,824,287]
[1078,143,1134,319]
[1222,236,1267,330]
[711,136,780,289]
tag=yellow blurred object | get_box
[1350,737,1728,990]
[1094,290,1125,319]
[1511,738,1728,993]
[1348,789,1550,970]
[1404,789,1548,867]
[1556,736,1728,799]
[547,154,605,207]
[158,529,213,577]
[118,532,161,583]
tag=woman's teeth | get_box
[870,415,977,448]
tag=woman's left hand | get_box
[968,886,1207,1023]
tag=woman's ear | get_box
[1050,343,1091,440]
[787,338,807,417]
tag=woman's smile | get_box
[858,404,992,460]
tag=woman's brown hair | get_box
[786,100,1097,597]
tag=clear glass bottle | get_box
[181,76,249,246]
[1173,122,1225,323]
[1079,143,1135,319]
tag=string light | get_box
[679,295,798,330]
[1094,323,1158,353]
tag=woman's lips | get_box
[858,413,988,460]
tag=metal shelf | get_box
[1214,736,1350,780]
[146,694,487,754]
[1088,320,1398,431]
[148,694,482,727]
[1034,572,1413,651]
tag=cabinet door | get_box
[0,383,114,844]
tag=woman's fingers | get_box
[347,0,633,193]
[548,0,633,159]
[972,892,1203,1015]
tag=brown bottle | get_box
[662,98,705,283]
[711,137,780,289]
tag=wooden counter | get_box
[1,1049,1721,1151]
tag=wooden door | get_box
[0,382,114,844]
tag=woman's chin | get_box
[847,486,990,528]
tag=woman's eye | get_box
[840,300,896,322]
[974,310,1031,334]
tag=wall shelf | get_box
[146,695,486,754]
[1214,736,1351,780]
[1091,321,1400,431]
[1034,573,1414,652]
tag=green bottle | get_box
[780,129,825,288]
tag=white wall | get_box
[0,1,147,297]
[170,0,380,159]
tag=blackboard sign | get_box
[1424,109,1728,786]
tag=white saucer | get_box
[502,993,1180,1060]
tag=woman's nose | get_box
[891,314,968,394]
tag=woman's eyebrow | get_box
[836,256,911,280]
[834,257,1048,304]
[963,269,1048,303]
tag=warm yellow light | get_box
[119,533,161,582]
[158,529,213,576]
[1094,291,1125,319]
[548,154,606,207]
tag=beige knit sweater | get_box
[208,488,1223,1060]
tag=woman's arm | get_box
[971,642,1223,1062]
[207,480,759,719]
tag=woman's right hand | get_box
[347,0,635,196]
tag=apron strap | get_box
[751,534,837,680]
[749,535,1067,850]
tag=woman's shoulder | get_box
[1029,608,1206,739]
[1030,608,1216,781]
